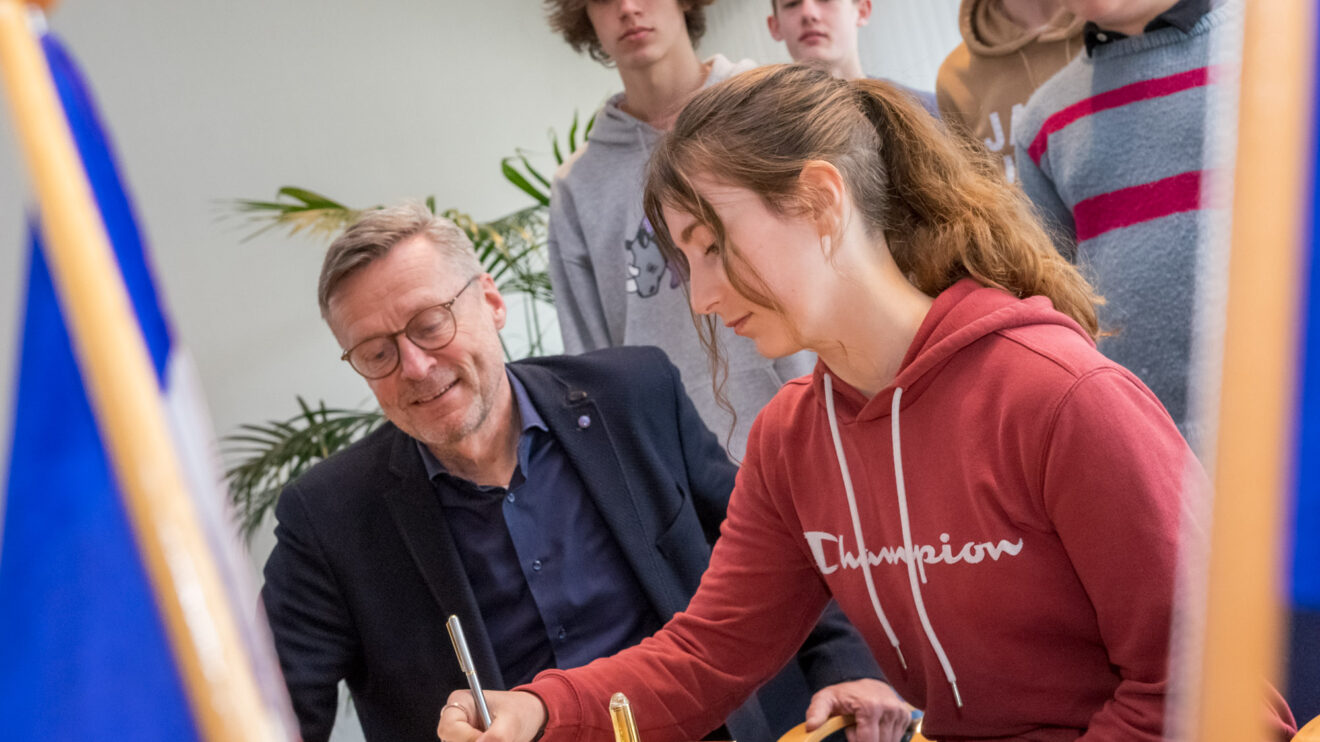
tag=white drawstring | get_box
[820,374,965,708]
[823,374,907,670]
[890,388,963,708]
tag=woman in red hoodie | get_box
[437,63,1207,742]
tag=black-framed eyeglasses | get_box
[340,275,480,379]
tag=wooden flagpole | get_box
[0,3,284,739]
[1196,0,1314,739]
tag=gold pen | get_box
[609,692,641,742]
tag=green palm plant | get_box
[501,109,594,206]
[224,399,383,540]
[223,114,592,541]
[230,187,360,241]
[231,191,548,300]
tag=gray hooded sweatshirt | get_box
[547,55,815,460]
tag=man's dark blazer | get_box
[262,346,880,742]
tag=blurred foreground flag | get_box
[0,10,296,741]
[1289,3,1320,715]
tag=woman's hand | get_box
[805,678,915,742]
[436,689,548,742]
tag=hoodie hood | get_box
[960,0,1085,56]
[814,279,1093,423]
[585,54,757,148]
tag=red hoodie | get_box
[525,280,1200,741]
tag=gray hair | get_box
[318,201,482,319]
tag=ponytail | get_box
[644,64,1102,339]
[850,78,1101,337]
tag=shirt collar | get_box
[1083,0,1213,55]
[416,368,548,482]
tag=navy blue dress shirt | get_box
[421,371,662,687]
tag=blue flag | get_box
[0,28,292,740]
[1284,17,1320,722]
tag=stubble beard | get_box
[410,375,499,456]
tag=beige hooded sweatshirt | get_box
[935,0,1083,182]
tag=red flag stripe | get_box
[1073,170,1205,241]
[1028,66,1218,165]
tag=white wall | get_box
[0,1,961,740]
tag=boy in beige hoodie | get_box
[935,0,1082,181]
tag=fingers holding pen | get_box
[437,689,549,742]
[437,691,481,742]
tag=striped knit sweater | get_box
[1012,1,1241,449]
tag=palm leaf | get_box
[500,157,550,207]
[222,399,383,541]
[500,270,554,305]
[231,186,363,242]
[517,150,552,190]
[582,111,595,143]
[504,109,595,201]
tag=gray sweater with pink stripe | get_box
[1012,0,1241,451]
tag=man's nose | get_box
[396,335,438,380]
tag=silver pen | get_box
[446,614,494,730]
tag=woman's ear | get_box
[799,160,847,252]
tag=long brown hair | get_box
[642,64,1102,386]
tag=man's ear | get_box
[799,160,847,242]
[767,12,784,42]
[477,273,509,331]
[856,0,873,26]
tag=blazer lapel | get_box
[509,363,684,615]
[380,428,507,689]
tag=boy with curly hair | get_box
[544,0,818,464]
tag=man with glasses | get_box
[260,203,883,742]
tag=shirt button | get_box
[557,627,567,640]
[577,414,591,429]
[532,559,543,572]
[1095,32,1108,41]
[506,492,516,503]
